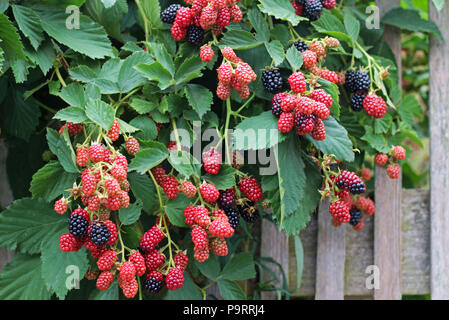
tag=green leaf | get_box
[382,8,443,41]
[24,40,56,75]
[41,233,88,300]
[217,279,246,300]
[258,0,303,26]
[397,95,423,126]
[165,194,190,228]
[286,46,303,71]
[136,61,173,89]
[128,172,157,213]
[54,107,88,124]
[343,11,360,40]
[0,254,51,300]
[11,59,30,83]
[59,83,86,108]
[117,119,141,134]
[148,42,175,76]
[185,84,213,118]
[89,280,119,300]
[317,78,340,116]
[164,273,202,300]
[129,115,158,141]
[85,99,116,130]
[306,117,354,162]
[84,0,128,41]
[265,40,285,66]
[12,5,45,50]
[374,114,393,134]
[30,161,78,202]
[128,147,169,174]
[248,9,270,42]
[119,200,143,225]
[233,111,286,150]
[118,51,153,92]
[221,252,256,281]
[0,198,66,254]
[33,4,113,59]
[0,12,26,61]
[140,0,162,29]
[219,29,263,50]
[311,10,352,44]
[361,126,389,153]
[168,150,201,179]
[203,165,236,190]
[195,255,221,280]
[174,56,205,85]
[46,128,78,173]
[130,97,158,114]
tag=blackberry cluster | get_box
[224,207,240,230]
[336,171,366,195]
[89,222,111,246]
[160,4,181,24]
[238,202,260,223]
[349,180,366,194]
[68,214,88,238]
[303,0,323,21]
[262,69,283,94]
[349,208,362,226]
[293,40,309,53]
[144,277,164,294]
[187,25,204,45]
[218,188,236,208]
[350,92,366,112]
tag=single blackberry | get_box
[271,93,286,117]
[144,277,164,294]
[224,207,240,230]
[303,0,323,22]
[187,25,205,45]
[89,221,111,246]
[349,208,362,226]
[218,188,236,209]
[238,202,260,223]
[350,92,367,112]
[349,181,366,195]
[293,40,309,53]
[345,70,356,93]
[161,4,181,24]
[352,71,371,92]
[262,69,283,94]
[68,214,88,238]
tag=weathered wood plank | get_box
[315,198,346,300]
[429,0,449,300]
[260,218,289,300]
[289,189,430,297]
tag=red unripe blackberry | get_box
[309,41,326,60]
[323,0,337,9]
[217,63,233,85]
[106,195,121,211]
[174,252,189,270]
[309,89,333,108]
[230,74,244,91]
[392,145,406,161]
[280,94,299,113]
[272,92,287,117]
[301,50,318,68]
[294,112,316,135]
[194,247,210,262]
[76,146,89,167]
[191,0,208,15]
[222,47,240,63]
[174,7,193,28]
[171,22,187,41]
[119,261,136,282]
[375,153,388,166]
[96,271,114,291]
[81,174,97,197]
[356,197,375,216]
[291,0,304,16]
[97,250,117,271]
[122,277,139,298]
[318,69,339,83]
[193,206,211,227]
[200,45,215,62]
[87,194,101,212]
[125,137,140,155]
[298,96,316,115]
[180,181,197,198]
[363,94,387,118]
[208,219,234,238]
[313,101,330,119]
[59,122,83,136]
[199,5,218,29]
[387,164,401,179]
[288,72,307,93]
[216,82,231,100]
[278,112,295,133]
[360,168,372,182]
[200,183,220,203]
[210,237,228,256]
[218,187,236,208]
[311,118,326,141]
[238,85,250,99]
[166,268,185,290]
[353,216,365,231]
[113,153,128,170]
[161,175,179,199]
[191,226,208,250]
[144,249,166,271]
[139,226,165,252]
[329,201,350,223]
[324,36,340,48]
[59,233,83,252]
[54,199,68,215]
[230,4,242,22]
[216,6,231,27]
[184,205,196,227]
[203,149,221,175]
[103,220,117,245]
[84,269,98,280]
[239,178,262,202]
[235,63,257,85]
[151,167,166,185]
[336,170,366,195]
[89,143,104,163]
[107,120,120,141]
[104,178,121,197]
[211,0,226,9]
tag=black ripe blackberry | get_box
[345,70,356,93]
[224,207,240,230]
[352,71,371,92]
[262,69,283,94]
[144,277,164,294]
[349,208,362,226]
[238,202,260,223]
[271,94,285,117]
[68,214,88,238]
[349,180,366,195]
[294,40,309,53]
[187,25,204,45]
[303,0,323,22]
[88,221,111,246]
[350,92,367,112]
[161,4,181,24]
[218,188,236,209]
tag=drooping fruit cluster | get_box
[291,0,337,21]
[216,47,257,100]
[163,0,242,44]
[375,145,407,179]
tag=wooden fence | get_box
[1,0,448,300]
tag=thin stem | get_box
[35,100,58,114]
[234,92,256,114]
[135,0,150,44]
[149,169,165,210]
[55,68,67,88]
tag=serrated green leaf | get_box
[41,234,88,300]
[46,128,78,173]
[217,279,246,300]
[195,256,220,280]
[221,252,256,281]
[286,45,303,71]
[24,39,56,76]
[12,5,45,50]
[85,99,116,130]
[219,29,263,50]
[54,107,88,124]
[0,12,26,61]
[168,150,201,179]
[174,56,205,85]
[128,147,169,174]
[59,84,86,109]
[185,84,213,118]
[130,97,158,114]
[136,61,173,89]
[164,273,202,300]
[374,114,393,134]
[89,280,119,300]
[84,0,127,41]
[0,254,51,300]
[140,0,162,29]
[0,198,66,254]
[265,40,285,66]
[118,51,153,92]
[258,0,303,26]
[203,165,236,190]
[148,42,175,76]
[311,10,352,44]
[165,194,190,228]
[361,125,389,153]
[129,115,158,141]
[248,9,270,42]
[343,11,360,40]
[117,119,141,134]
[128,172,157,213]
[119,200,143,225]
